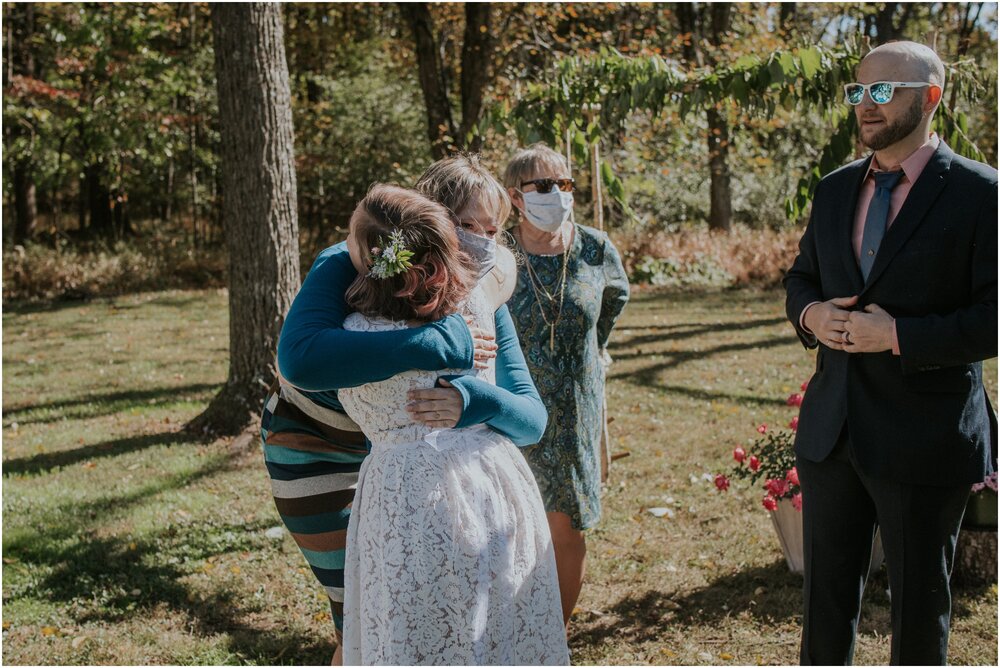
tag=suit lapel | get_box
[838,156,871,294]
[861,143,953,294]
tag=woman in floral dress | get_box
[502,143,630,627]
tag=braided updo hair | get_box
[345,184,476,322]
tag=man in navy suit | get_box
[784,41,997,665]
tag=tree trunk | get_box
[706,3,733,232]
[12,161,38,242]
[674,2,702,66]
[400,2,456,159]
[706,106,732,233]
[457,2,493,152]
[189,2,301,436]
[7,3,38,243]
[779,2,797,32]
[85,163,114,236]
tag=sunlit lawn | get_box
[3,287,996,665]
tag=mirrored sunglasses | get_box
[520,177,576,194]
[843,81,931,106]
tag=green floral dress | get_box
[508,223,630,530]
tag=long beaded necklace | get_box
[517,226,571,352]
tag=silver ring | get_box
[844,332,851,344]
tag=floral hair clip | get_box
[368,229,415,279]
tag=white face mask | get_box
[520,189,574,233]
[455,226,497,281]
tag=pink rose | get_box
[762,495,778,511]
[764,478,788,497]
[792,493,803,511]
[801,380,809,392]
[714,474,730,492]
[733,446,747,463]
[757,424,768,434]
[786,393,803,407]
[749,456,760,472]
[788,416,799,432]
[786,467,799,486]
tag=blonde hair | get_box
[502,143,570,190]
[345,184,476,323]
[415,153,512,225]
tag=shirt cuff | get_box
[799,301,822,334]
[891,319,900,355]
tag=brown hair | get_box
[346,184,476,323]
[415,153,512,226]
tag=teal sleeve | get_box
[276,243,475,391]
[596,234,630,349]
[445,305,547,447]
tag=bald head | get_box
[860,41,946,88]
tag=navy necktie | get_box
[859,170,904,280]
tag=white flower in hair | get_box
[367,229,414,279]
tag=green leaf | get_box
[799,48,821,80]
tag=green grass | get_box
[3,287,997,665]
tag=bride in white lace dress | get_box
[338,185,568,666]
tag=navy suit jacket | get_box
[784,142,997,486]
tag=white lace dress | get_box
[339,288,569,666]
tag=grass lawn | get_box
[3,287,997,665]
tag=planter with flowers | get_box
[954,472,998,585]
[715,381,884,575]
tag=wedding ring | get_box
[844,332,852,344]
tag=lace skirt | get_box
[342,426,569,666]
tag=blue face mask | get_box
[455,226,497,281]
[520,188,574,232]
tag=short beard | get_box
[863,96,924,151]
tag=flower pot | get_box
[770,498,805,574]
[769,498,885,577]
[962,490,998,529]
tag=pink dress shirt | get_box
[800,133,941,354]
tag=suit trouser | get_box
[796,431,970,665]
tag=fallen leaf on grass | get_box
[660,648,676,657]
[720,652,734,660]
[41,626,59,637]
[2,621,10,630]
[647,507,674,518]
[82,461,96,469]
[230,566,241,575]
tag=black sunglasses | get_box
[520,177,576,194]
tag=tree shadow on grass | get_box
[571,561,804,649]
[625,287,780,307]
[3,454,332,664]
[2,430,193,476]
[608,317,788,353]
[3,383,220,426]
[3,292,214,316]
[572,560,992,655]
[609,335,800,388]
